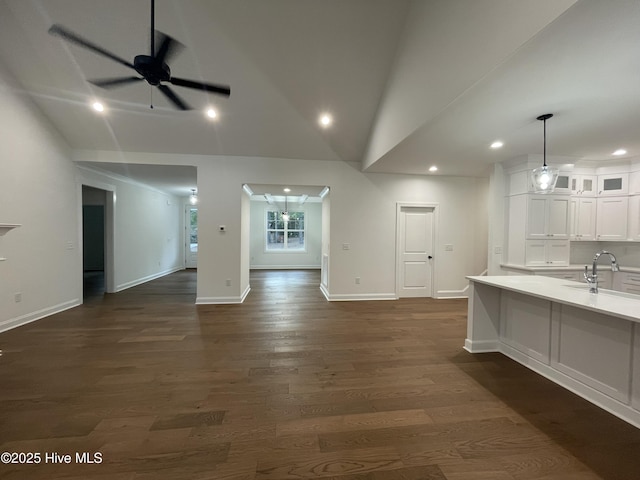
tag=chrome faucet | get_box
[584,250,619,293]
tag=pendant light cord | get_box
[537,113,553,168]
[543,118,547,167]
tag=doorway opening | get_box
[82,186,106,298]
[241,184,329,300]
[185,205,198,268]
[80,183,115,300]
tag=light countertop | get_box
[501,264,640,274]
[467,275,640,324]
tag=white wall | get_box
[0,61,81,332]
[488,163,506,275]
[249,199,322,269]
[73,150,490,303]
[77,166,184,292]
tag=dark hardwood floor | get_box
[1,269,639,479]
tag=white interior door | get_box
[185,206,198,268]
[397,206,435,298]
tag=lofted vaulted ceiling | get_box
[1,0,639,187]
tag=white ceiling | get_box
[2,0,640,194]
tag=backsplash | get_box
[570,242,640,267]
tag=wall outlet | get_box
[494,246,503,254]
[355,277,361,285]
[14,292,22,303]
[342,243,350,250]
[445,244,454,251]
[225,279,231,286]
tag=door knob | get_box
[428,255,433,259]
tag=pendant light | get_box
[189,189,198,205]
[531,113,558,193]
[282,196,289,222]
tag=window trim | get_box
[265,207,307,253]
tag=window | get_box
[266,210,305,251]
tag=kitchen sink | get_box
[562,284,640,299]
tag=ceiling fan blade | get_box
[48,24,135,70]
[90,77,144,89]
[154,31,183,65]
[157,84,190,110]
[169,77,231,97]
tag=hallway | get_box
[1,270,639,479]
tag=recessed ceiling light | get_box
[428,166,438,172]
[490,141,504,149]
[613,148,627,156]
[319,113,333,128]
[206,108,217,119]
[91,101,104,112]
[283,188,291,193]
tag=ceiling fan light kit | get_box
[48,0,230,111]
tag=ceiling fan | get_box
[48,0,230,110]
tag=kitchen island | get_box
[466,275,640,428]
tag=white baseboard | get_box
[321,290,397,302]
[436,288,469,299]
[436,270,487,299]
[196,284,251,305]
[116,266,183,292]
[0,299,81,333]
[463,338,499,353]
[250,265,321,270]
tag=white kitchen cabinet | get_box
[539,271,581,281]
[596,196,628,240]
[525,239,569,266]
[597,173,628,196]
[554,173,571,194]
[526,195,570,240]
[629,171,640,195]
[627,195,640,240]
[613,271,640,295]
[570,197,597,240]
[570,175,597,196]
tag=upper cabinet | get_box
[629,171,640,195]
[570,197,597,240]
[598,173,628,196]
[553,173,571,194]
[596,196,628,240]
[571,174,597,196]
[526,195,570,240]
